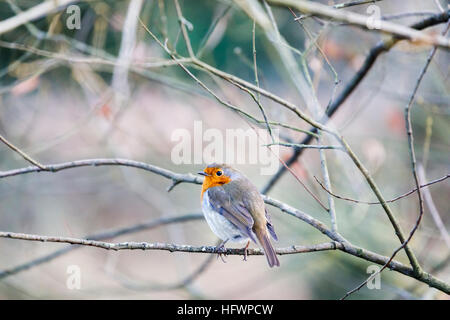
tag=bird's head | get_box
[198,163,235,196]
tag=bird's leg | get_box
[242,240,250,261]
[216,239,229,263]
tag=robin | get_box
[198,164,280,267]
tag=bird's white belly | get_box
[202,191,248,243]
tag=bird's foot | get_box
[242,240,250,261]
[215,240,228,263]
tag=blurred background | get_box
[0,0,449,299]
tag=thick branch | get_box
[0,231,338,255]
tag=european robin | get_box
[198,164,280,267]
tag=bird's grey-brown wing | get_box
[232,179,278,242]
[265,209,278,241]
[206,186,257,242]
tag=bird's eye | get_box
[216,170,223,176]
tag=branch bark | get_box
[0,231,339,255]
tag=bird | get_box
[198,163,280,267]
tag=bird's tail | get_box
[256,230,280,268]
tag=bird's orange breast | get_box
[200,169,232,199]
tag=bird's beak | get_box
[197,171,209,177]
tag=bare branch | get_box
[0,158,202,190]
[268,0,450,49]
[266,142,343,150]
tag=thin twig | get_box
[0,133,47,170]
[314,174,449,205]
[418,166,450,249]
[318,135,337,232]
[265,142,342,150]
[197,4,232,58]
[252,20,274,142]
[174,0,195,58]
